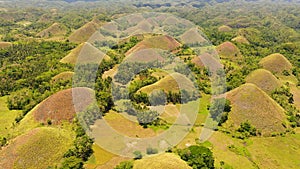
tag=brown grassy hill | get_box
[179,28,207,45]
[191,53,223,72]
[226,83,286,135]
[33,87,94,124]
[51,71,74,83]
[231,36,249,44]
[218,25,232,32]
[139,72,195,94]
[216,41,241,59]
[0,127,73,169]
[0,42,12,49]
[125,35,181,56]
[125,48,165,63]
[36,23,67,38]
[245,69,282,94]
[133,153,192,169]
[60,42,110,64]
[259,53,293,74]
[68,21,100,43]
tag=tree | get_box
[61,156,83,169]
[146,147,158,155]
[115,161,134,169]
[133,151,143,160]
[137,110,159,127]
[149,90,166,106]
[178,145,214,169]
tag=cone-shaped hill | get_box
[216,41,241,60]
[226,83,286,135]
[245,69,282,94]
[259,53,293,74]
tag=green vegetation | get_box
[115,161,134,169]
[178,145,214,169]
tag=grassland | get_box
[133,153,192,169]
[245,69,282,94]
[0,97,21,136]
[103,111,157,138]
[259,53,293,74]
[0,127,73,169]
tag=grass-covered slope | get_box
[36,23,67,39]
[216,41,241,60]
[0,127,73,169]
[51,71,74,83]
[139,72,195,94]
[32,87,94,125]
[226,83,286,135]
[0,97,21,136]
[133,153,192,169]
[68,21,100,43]
[125,35,181,56]
[245,69,282,94]
[60,42,110,64]
[259,53,293,74]
[0,42,12,49]
[232,36,249,44]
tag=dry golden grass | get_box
[245,69,282,94]
[226,83,286,135]
[33,87,94,125]
[216,41,241,60]
[68,21,100,43]
[103,111,157,138]
[139,72,195,94]
[218,25,232,32]
[51,71,74,83]
[0,42,12,49]
[125,35,181,56]
[36,23,67,38]
[0,127,73,169]
[60,42,110,64]
[259,53,293,74]
[133,153,192,169]
[232,36,249,44]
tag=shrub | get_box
[115,161,134,169]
